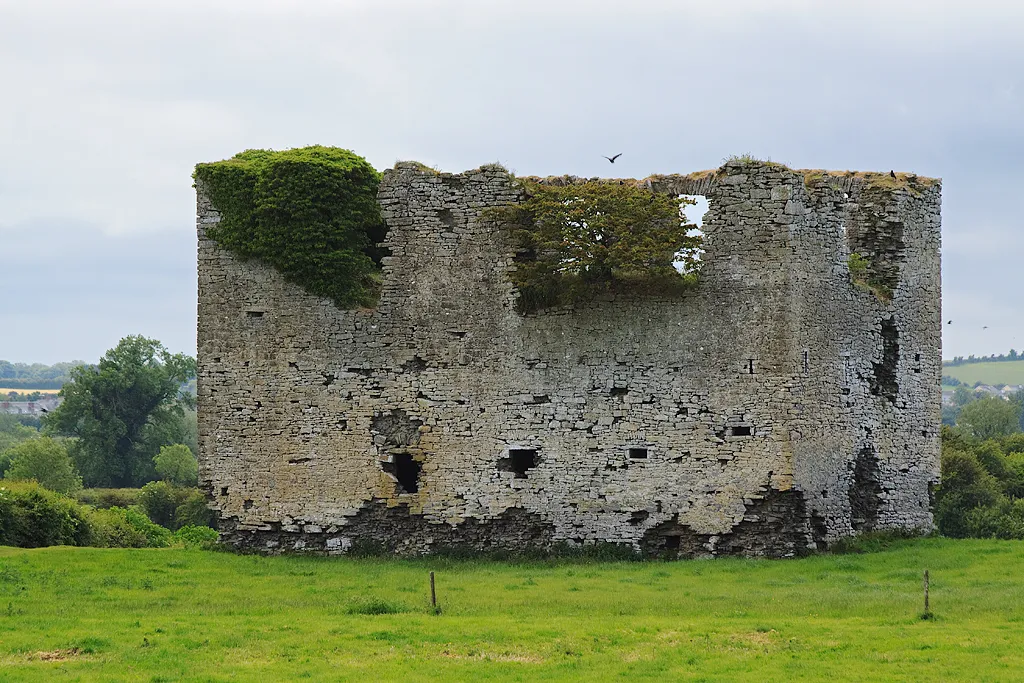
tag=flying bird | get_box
[603,154,622,164]
[983,326,989,329]
[890,170,897,180]
[947,320,952,324]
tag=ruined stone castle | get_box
[196,158,942,558]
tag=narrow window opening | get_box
[246,310,264,318]
[383,453,421,493]
[748,359,755,375]
[220,487,228,496]
[498,449,539,478]
[629,448,649,459]
[914,353,921,362]
[729,425,753,437]
[674,194,708,274]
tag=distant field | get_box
[0,538,1022,681]
[0,387,60,395]
[941,360,1024,386]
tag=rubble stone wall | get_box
[196,159,942,557]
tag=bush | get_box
[174,488,212,528]
[173,525,219,549]
[4,437,82,494]
[138,481,186,528]
[75,488,142,509]
[138,481,210,531]
[934,448,1003,538]
[154,444,198,487]
[194,146,386,308]
[0,481,91,547]
[85,506,170,548]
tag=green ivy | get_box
[193,146,386,308]
[489,181,702,312]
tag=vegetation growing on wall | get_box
[194,146,386,309]
[490,181,703,312]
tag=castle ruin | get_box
[197,158,942,558]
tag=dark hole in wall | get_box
[402,356,427,373]
[849,446,883,532]
[629,510,650,525]
[220,487,228,496]
[243,499,253,510]
[437,208,456,228]
[729,426,752,437]
[610,387,629,397]
[629,448,649,459]
[246,310,264,318]
[869,317,900,405]
[663,535,681,550]
[498,449,539,478]
[748,359,755,375]
[383,453,421,494]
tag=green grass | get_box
[0,538,1022,681]
[942,360,1024,387]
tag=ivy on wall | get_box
[490,181,703,312]
[194,146,386,309]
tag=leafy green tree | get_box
[0,414,37,462]
[952,385,976,407]
[4,437,82,495]
[957,397,1021,441]
[934,447,1003,538]
[154,444,198,487]
[43,336,196,488]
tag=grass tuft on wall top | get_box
[194,146,386,309]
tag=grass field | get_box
[942,360,1024,387]
[0,539,1022,681]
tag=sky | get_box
[1,0,1022,364]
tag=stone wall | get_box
[196,159,942,558]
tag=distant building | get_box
[0,396,61,415]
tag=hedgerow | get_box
[193,146,387,308]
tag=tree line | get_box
[945,349,1021,367]
[0,360,84,389]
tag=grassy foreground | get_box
[0,539,1022,681]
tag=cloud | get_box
[1,0,1022,360]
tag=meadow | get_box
[942,360,1024,387]
[0,538,1022,681]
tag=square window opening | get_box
[499,448,539,478]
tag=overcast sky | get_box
[1,0,1022,364]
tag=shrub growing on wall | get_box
[193,146,387,308]
[490,181,702,312]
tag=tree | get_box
[957,397,1021,441]
[154,444,198,487]
[43,336,196,488]
[4,437,82,494]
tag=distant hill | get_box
[942,359,1024,387]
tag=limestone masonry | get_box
[197,159,942,558]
